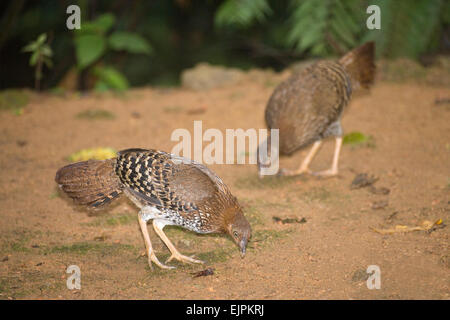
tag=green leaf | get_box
[286,0,329,55]
[93,66,129,91]
[94,81,110,92]
[108,32,152,54]
[67,147,117,162]
[343,131,369,145]
[75,34,106,69]
[78,13,116,35]
[36,33,47,45]
[22,42,38,52]
[215,0,272,28]
[29,51,39,66]
[93,13,115,32]
[41,45,53,57]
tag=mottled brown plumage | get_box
[55,148,251,269]
[260,42,375,177]
[55,159,122,208]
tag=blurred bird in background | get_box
[259,42,375,178]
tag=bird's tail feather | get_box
[339,41,376,90]
[55,159,123,209]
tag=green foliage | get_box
[215,0,272,28]
[72,13,152,91]
[93,66,129,91]
[343,131,375,148]
[67,147,117,162]
[343,131,366,143]
[75,34,107,69]
[76,109,116,120]
[0,89,29,113]
[77,13,116,35]
[362,0,445,59]
[6,1,448,90]
[73,13,152,71]
[73,13,115,70]
[109,32,153,55]
[46,242,136,255]
[286,0,366,56]
[22,33,53,90]
[216,0,447,59]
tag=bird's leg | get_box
[279,140,322,176]
[313,136,342,177]
[138,214,175,270]
[152,219,204,265]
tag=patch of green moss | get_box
[343,132,375,148]
[197,247,233,263]
[44,242,137,256]
[302,187,332,203]
[76,109,116,120]
[252,229,291,243]
[49,87,66,96]
[83,213,136,228]
[0,276,30,299]
[163,105,183,113]
[0,229,38,254]
[0,270,66,299]
[105,214,135,226]
[0,89,29,114]
[242,205,264,226]
[234,174,302,190]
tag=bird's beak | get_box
[239,238,247,258]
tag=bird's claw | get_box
[278,168,311,177]
[311,169,338,177]
[166,253,204,265]
[149,252,175,270]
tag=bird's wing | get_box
[55,159,123,209]
[169,154,229,196]
[116,149,226,216]
[116,148,173,209]
[265,61,350,152]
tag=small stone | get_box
[371,200,389,210]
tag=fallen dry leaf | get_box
[192,268,215,278]
[371,200,389,210]
[186,107,207,115]
[370,219,443,234]
[273,216,307,224]
[350,173,378,190]
[369,186,390,195]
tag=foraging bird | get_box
[259,42,375,177]
[55,148,251,270]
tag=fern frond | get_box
[215,0,272,28]
[286,0,366,56]
[362,0,444,58]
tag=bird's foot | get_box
[148,252,175,270]
[278,167,311,177]
[166,252,204,265]
[312,168,338,177]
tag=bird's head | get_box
[224,207,251,257]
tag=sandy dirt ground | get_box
[0,68,449,299]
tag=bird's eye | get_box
[233,231,238,238]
